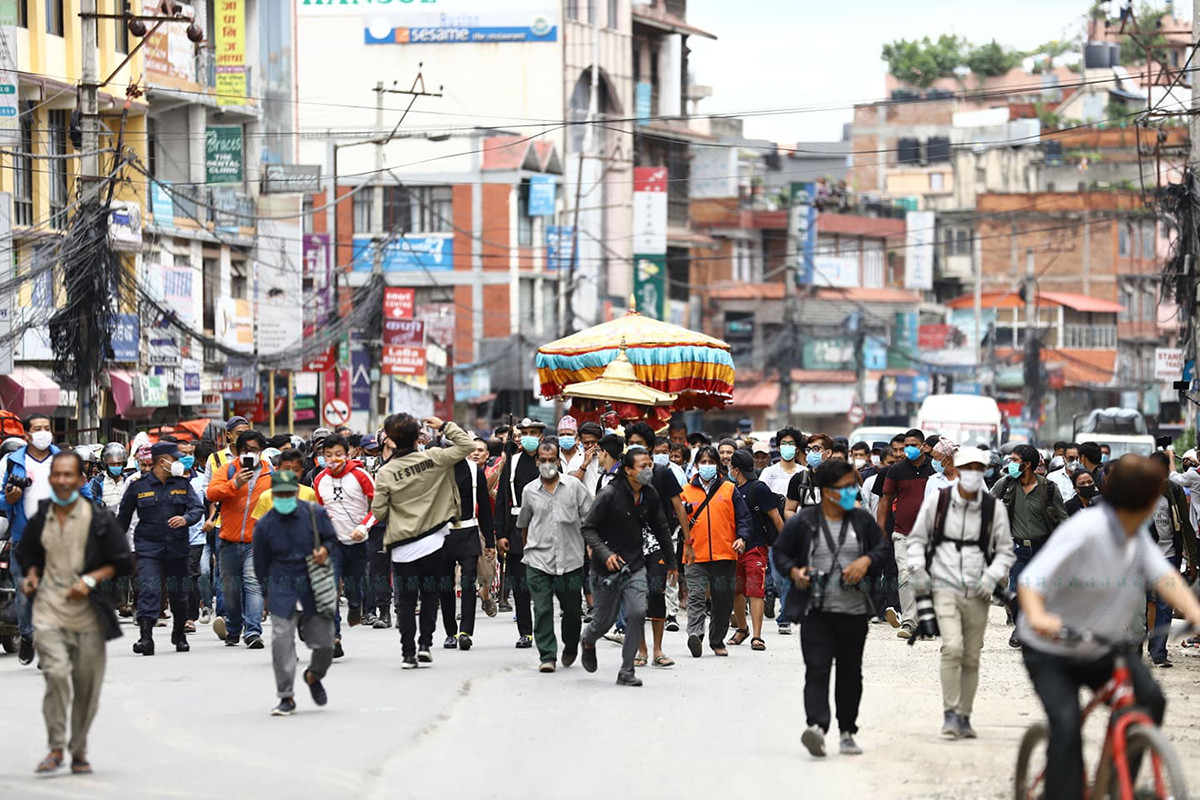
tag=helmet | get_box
[102,442,129,464]
[289,435,305,451]
[75,445,98,465]
[312,427,332,443]
[0,436,26,460]
[262,447,282,467]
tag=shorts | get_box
[736,546,768,599]
[646,556,668,620]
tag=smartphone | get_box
[241,455,255,470]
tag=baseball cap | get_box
[271,470,300,494]
[150,441,183,461]
[953,447,988,469]
[225,415,249,433]
[751,441,770,455]
[737,418,752,432]
[1181,448,1198,462]
[361,433,379,453]
[730,449,758,479]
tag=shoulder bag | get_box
[305,504,338,618]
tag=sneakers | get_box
[373,612,392,630]
[333,639,344,659]
[198,607,212,625]
[801,724,826,757]
[957,714,977,739]
[18,635,33,666]
[401,656,418,669]
[362,612,378,627]
[603,630,625,645]
[898,623,915,640]
[687,634,703,658]
[778,622,792,636]
[224,635,240,647]
[1152,658,1174,668]
[212,616,228,641]
[616,672,643,687]
[839,732,863,755]
[941,709,963,739]
[245,635,265,650]
[581,643,598,673]
[885,608,902,629]
[417,648,433,663]
[271,698,297,716]
[304,669,328,706]
[457,633,473,651]
[515,635,533,649]
[665,615,679,632]
[1008,630,1021,649]
[443,635,458,649]
[538,661,556,673]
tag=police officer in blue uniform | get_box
[117,441,204,656]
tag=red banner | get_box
[383,319,425,347]
[382,346,426,376]
[214,377,244,393]
[384,287,415,320]
[233,394,265,423]
[634,166,667,193]
[302,346,336,373]
[324,366,351,406]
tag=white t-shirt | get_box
[390,523,448,564]
[22,451,54,520]
[759,461,800,497]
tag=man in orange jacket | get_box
[679,445,751,658]
[206,430,273,649]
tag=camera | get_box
[908,593,941,645]
[5,474,32,491]
[601,560,632,589]
[808,569,832,610]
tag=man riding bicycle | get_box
[1017,455,1200,800]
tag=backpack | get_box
[925,487,997,572]
[0,410,23,440]
[741,479,777,545]
[999,474,1058,534]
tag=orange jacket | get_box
[206,461,275,543]
[680,477,752,563]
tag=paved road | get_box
[3,605,1199,799]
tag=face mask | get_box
[1006,462,1022,479]
[958,469,984,493]
[635,467,654,486]
[904,445,921,461]
[538,463,559,481]
[1078,484,1098,499]
[559,436,576,452]
[180,455,195,471]
[932,459,945,475]
[243,451,261,468]
[837,486,857,511]
[853,457,867,470]
[806,451,823,469]
[273,495,298,515]
[30,430,53,451]
[521,436,539,453]
[328,457,347,473]
[870,454,882,468]
[985,468,995,479]
[317,456,326,468]
[364,456,379,471]
[1101,453,1110,463]
[698,464,718,481]
[169,460,185,478]
[653,453,669,467]
[107,465,123,477]
[50,489,79,506]
[779,444,797,462]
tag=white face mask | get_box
[30,430,53,451]
[169,460,185,478]
[853,457,867,470]
[958,469,984,493]
[870,454,881,468]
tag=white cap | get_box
[953,446,988,469]
[1183,448,1198,463]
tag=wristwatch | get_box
[81,575,97,590]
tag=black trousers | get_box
[800,611,869,734]
[1023,646,1165,800]
[135,554,188,634]
[186,543,204,621]
[393,548,443,658]
[439,529,480,637]
[367,524,393,617]
[503,540,533,637]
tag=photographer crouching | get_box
[905,447,1015,740]
[774,458,890,758]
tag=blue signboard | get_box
[791,182,817,285]
[111,314,139,362]
[351,234,454,273]
[635,82,652,124]
[351,345,371,412]
[528,175,556,216]
[365,24,557,45]
[863,337,888,371]
[546,225,575,271]
[150,181,175,228]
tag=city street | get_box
[4,605,1200,799]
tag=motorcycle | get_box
[0,518,19,654]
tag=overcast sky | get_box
[685,0,1150,143]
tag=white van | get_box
[917,394,1003,450]
[849,426,908,448]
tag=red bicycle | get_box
[1014,629,1188,800]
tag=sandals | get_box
[71,759,93,775]
[653,655,675,667]
[728,629,750,646]
[35,751,64,774]
[751,637,766,651]
[633,656,648,667]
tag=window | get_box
[412,186,452,233]
[587,0,596,23]
[202,258,218,332]
[862,242,884,288]
[956,228,971,256]
[17,0,27,27]
[1144,283,1158,323]
[353,190,374,234]
[897,138,920,165]
[1119,282,1134,322]
[929,173,944,191]
[115,9,129,54]
[732,239,757,283]
[517,180,533,248]
[45,0,63,35]
[1118,223,1130,257]
[302,196,313,235]
[566,0,579,20]
[230,258,247,300]
[608,0,618,28]
[12,102,33,226]
[1141,221,1155,259]
[47,110,68,229]
[926,136,951,163]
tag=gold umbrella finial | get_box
[629,294,637,313]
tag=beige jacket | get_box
[371,421,474,550]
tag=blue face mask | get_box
[317,456,326,468]
[107,465,123,477]
[1007,462,1022,479]
[806,451,823,469]
[698,464,718,481]
[932,459,945,475]
[559,436,576,452]
[50,490,79,507]
[779,444,797,462]
[837,486,858,511]
[985,468,995,479]
[179,455,195,471]
[1100,453,1109,463]
[273,495,298,515]
[904,445,921,461]
[521,436,540,453]
[653,453,669,467]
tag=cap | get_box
[730,449,758,479]
[312,427,332,442]
[737,418,752,431]
[136,444,152,460]
[271,469,300,493]
[361,433,379,453]
[871,441,890,452]
[1182,448,1198,462]
[752,441,770,455]
[518,417,547,431]
[932,438,959,459]
[225,415,249,433]
[557,415,578,433]
[150,441,183,461]
[954,446,988,469]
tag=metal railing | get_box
[1060,324,1117,349]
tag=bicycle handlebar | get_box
[1055,624,1197,649]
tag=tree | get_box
[967,40,1021,77]
[881,34,966,87]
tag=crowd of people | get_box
[4,411,1200,799]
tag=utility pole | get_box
[972,228,983,382]
[1023,248,1042,431]
[1190,0,1200,432]
[75,0,101,441]
[369,81,385,433]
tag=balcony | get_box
[1061,324,1117,349]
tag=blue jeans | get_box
[217,540,263,639]
[330,540,370,638]
[9,548,32,637]
[201,538,223,615]
[1149,553,1182,662]
[768,546,791,623]
[1007,540,1045,595]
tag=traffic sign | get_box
[323,398,350,427]
[846,404,866,425]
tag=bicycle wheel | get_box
[1120,723,1189,800]
[1014,722,1049,800]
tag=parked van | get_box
[1073,407,1155,458]
[917,394,1003,450]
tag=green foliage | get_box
[967,39,1021,77]
[1104,98,1133,124]
[1120,5,1169,66]
[881,34,966,87]
[1034,100,1062,130]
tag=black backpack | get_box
[924,487,997,572]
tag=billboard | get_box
[633,167,668,255]
[904,210,935,290]
[297,0,560,45]
[352,234,454,272]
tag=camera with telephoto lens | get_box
[908,593,940,646]
[808,569,832,610]
[602,560,633,589]
[993,584,1019,617]
[5,474,32,491]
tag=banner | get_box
[215,0,246,106]
[904,210,935,291]
[0,1,17,148]
[383,319,425,347]
[528,175,555,216]
[546,225,575,271]
[382,346,426,376]
[633,254,665,321]
[143,0,197,86]
[151,181,175,228]
[206,125,244,184]
[383,287,415,319]
[352,234,453,272]
[633,167,668,255]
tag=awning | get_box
[108,369,135,417]
[0,367,61,417]
[730,382,780,409]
